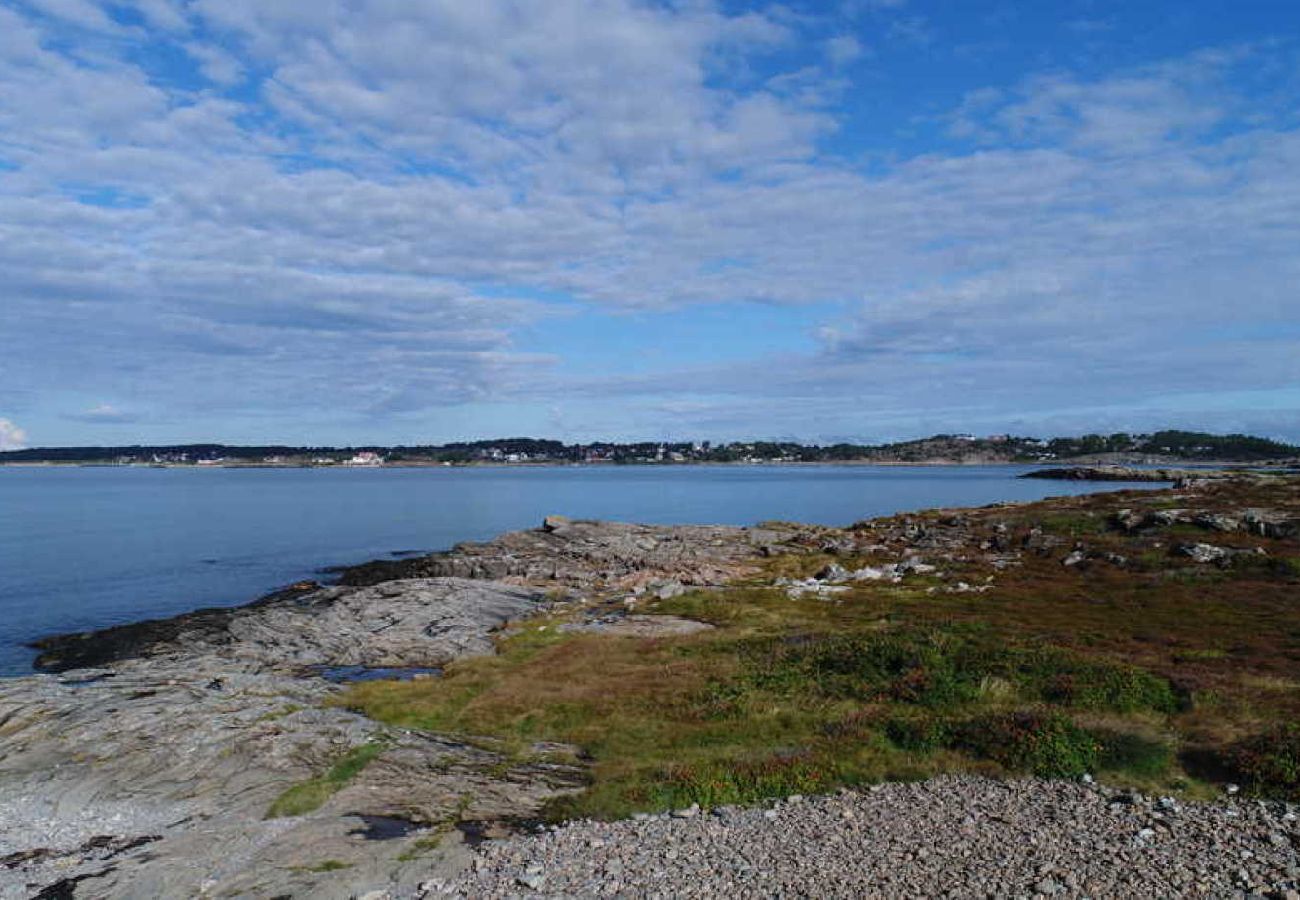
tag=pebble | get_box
[437,776,1300,899]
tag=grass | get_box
[397,830,453,861]
[342,592,1186,817]
[266,740,388,818]
[341,476,1300,817]
[294,860,353,873]
[1036,511,1107,536]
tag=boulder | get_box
[1194,513,1241,533]
[1242,509,1297,539]
[1111,509,1146,532]
[1177,543,1230,564]
[815,563,851,583]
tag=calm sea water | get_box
[0,465,1157,675]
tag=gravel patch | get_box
[420,776,1300,898]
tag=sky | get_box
[0,0,1298,449]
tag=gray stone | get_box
[654,580,686,600]
[815,563,851,582]
[517,872,546,890]
[1177,542,1231,564]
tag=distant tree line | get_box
[2,430,1295,464]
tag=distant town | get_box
[1,430,1296,468]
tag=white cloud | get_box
[825,34,864,67]
[185,41,243,85]
[22,0,122,33]
[130,0,190,33]
[0,2,1295,438]
[66,404,138,423]
[0,419,28,450]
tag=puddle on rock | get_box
[310,665,442,684]
[348,815,423,841]
[57,672,116,687]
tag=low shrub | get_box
[989,647,1181,714]
[1274,557,1300,579]
[743,632,985,708]
[883,714,950,753]
[741,631,1180,715]
[955,710,1100,777]
[1231,723,1300,799]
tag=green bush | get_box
[884,714,950,753]
[741,631,1179,715]
[955,711,1100,777]
[1231,723,1300,799]
[1008,651,1180,714]
[744,633,984,708]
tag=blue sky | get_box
[1,0,1298,449]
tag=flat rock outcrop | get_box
[4,518,784,898]
[335,519,790,592]
[0,661,584,899]
[31,578,546,675]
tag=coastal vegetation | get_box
[343,475,1300,819]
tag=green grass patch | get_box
[1174,648,1229,662]
[1094,728,1174,778]
[266,740,387,818]
[294,860,353,873]
[648,750,840,810]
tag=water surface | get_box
[0,464,1159,675]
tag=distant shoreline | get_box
[0,458,1272,470]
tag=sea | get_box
[0,464,1161,676]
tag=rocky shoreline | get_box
[1019,465,1256,484]
[2,519,792,898]
[4,481,1300,898]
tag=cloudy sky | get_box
[1,0,1297,449]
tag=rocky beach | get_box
[3,475,1300,898]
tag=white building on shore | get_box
[343,451,384,467]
